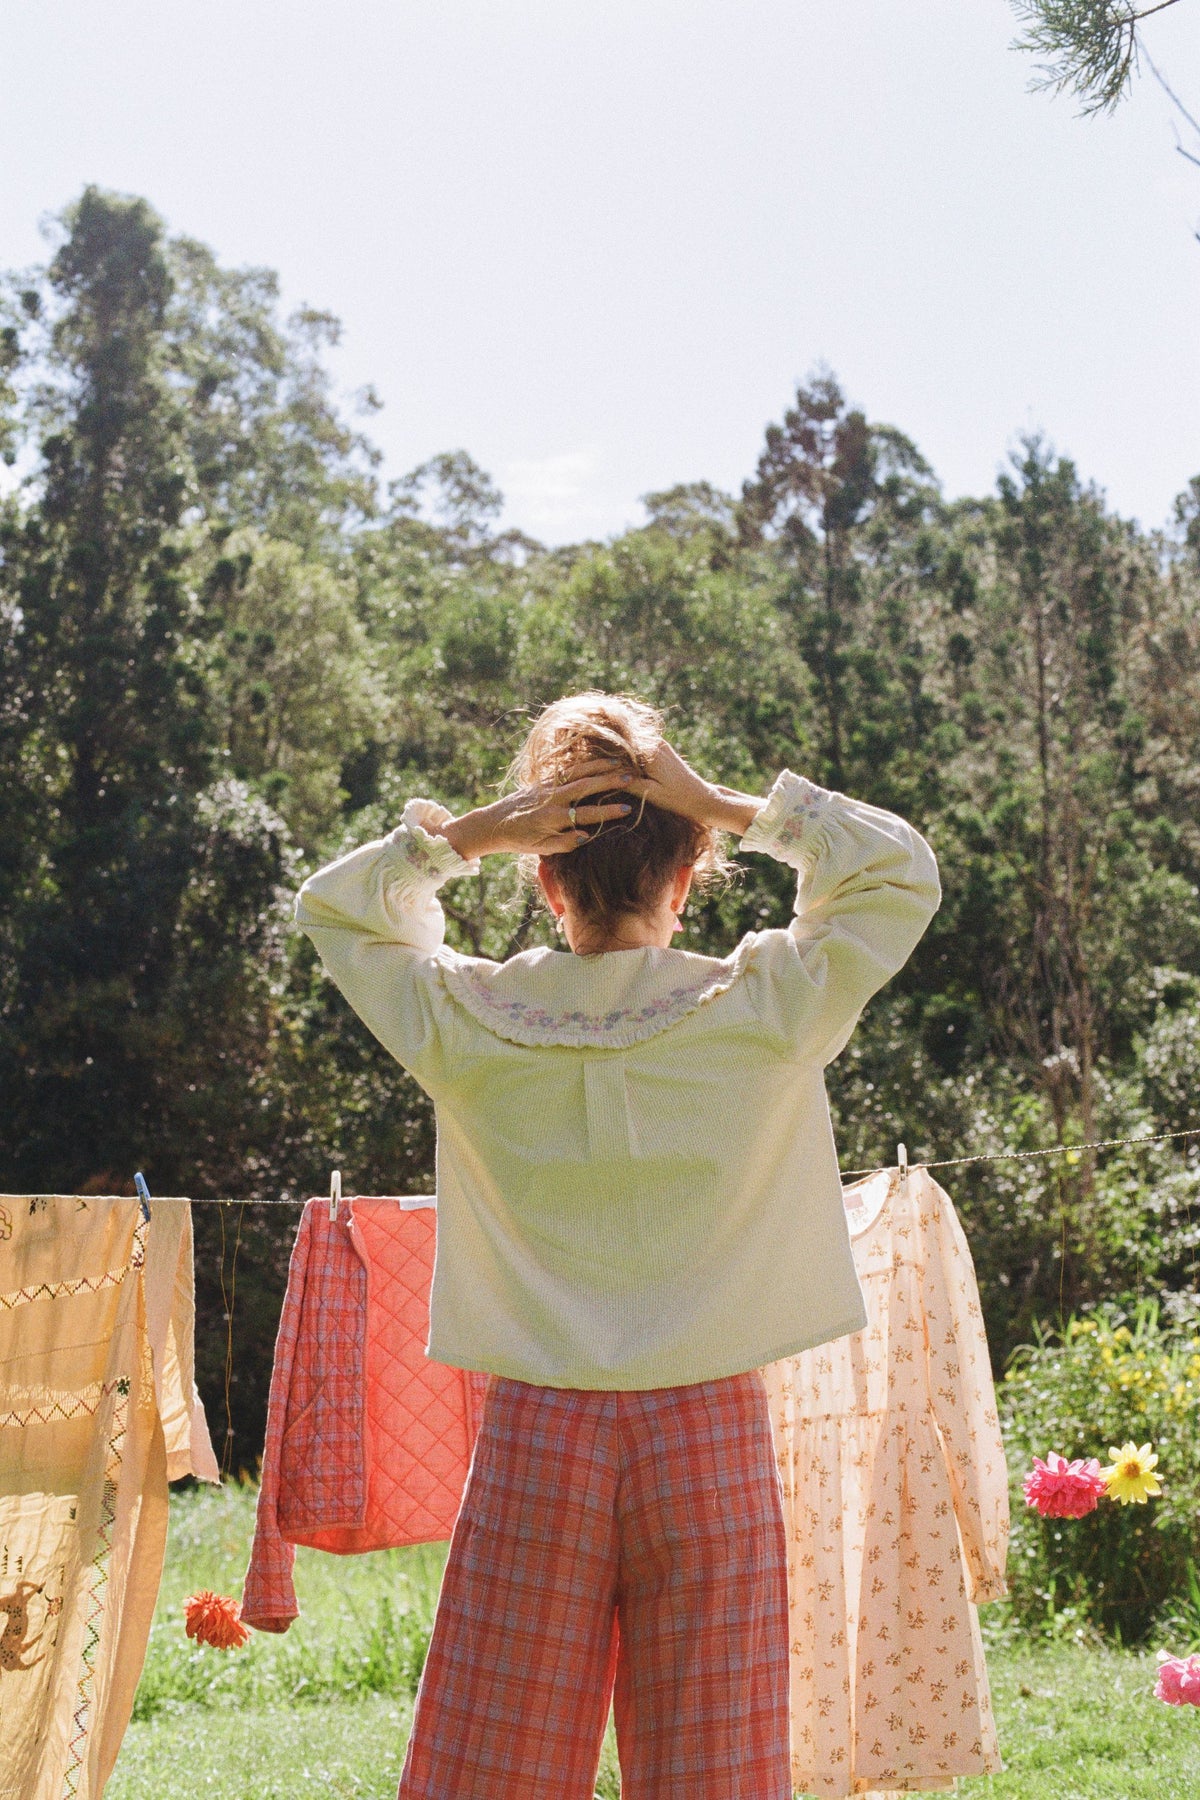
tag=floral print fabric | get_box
[761,1166,1008,1798]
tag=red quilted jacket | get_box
[241,1197,488,1633]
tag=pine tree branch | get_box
[1011,0,1187,114]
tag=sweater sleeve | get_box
[738,770,940,1064]
[294,799,480,1088]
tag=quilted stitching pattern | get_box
[366,1205,484,1541]
[243,1198,485,1632]
[278,1204,368,1531]
[297,1203,481,1551]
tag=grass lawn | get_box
[107,1484,1200,1800]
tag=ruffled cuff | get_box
[382,799,480,896]
[739,770,834,870]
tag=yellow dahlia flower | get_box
[1101,1442,1162,1505]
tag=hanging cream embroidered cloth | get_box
[762,1166,1009,1798]
[0,1196,217,1800]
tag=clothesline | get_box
[5,1122,1199,1206]
[839,1123,1200,1179]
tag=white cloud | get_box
[498,449,641,547]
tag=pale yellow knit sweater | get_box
[295,771,940,1388]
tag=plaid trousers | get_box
[397,1369,791,1799]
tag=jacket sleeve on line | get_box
[294,799,481,1089]
[738,769,941,1064]
[240,1205,313,1633]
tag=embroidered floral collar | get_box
[435,937,759,1050]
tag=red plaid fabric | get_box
[398,1370,790,1800]
[242,1199,487,1633]
[241,1197,367,1630]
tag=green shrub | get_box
[1001,1300,1200,1642]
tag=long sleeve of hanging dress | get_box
[919,1175,1009,1603]
[293,774,941,1391]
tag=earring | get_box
[554,914,566,937]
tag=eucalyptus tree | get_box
[736,371,941,801]
[0,188,379,1205]
[0,189,223,1188]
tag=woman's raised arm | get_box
[738,771,941,1065]
[624,741,765,838]
[294,799,479,1088]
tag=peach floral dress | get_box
[761,1166,1008,1798]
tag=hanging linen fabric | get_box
[241,1195,488,1633]
[761,1164,1009,1798]
[0,1194,217,1800]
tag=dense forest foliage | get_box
[3,189,1199,1459]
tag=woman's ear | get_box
[538,857,566,918]
[670,864,695,916]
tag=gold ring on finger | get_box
[568,803,578,828]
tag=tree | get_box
[640,482,738,556]
[737,371,938,795]
[204,531,381,846]
[166,237,380,548]
[0,189,220,1184]
[981,439,1200,1160]
[0,190,352,1209]
[1011,0,1187,113]
[0,190,392,1456]
[6,189,1200,1453]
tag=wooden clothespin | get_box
[897,1143,908,1185]
[329,1169,342,1222]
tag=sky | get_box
[2,0,1198,544]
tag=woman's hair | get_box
[510,692,730,928]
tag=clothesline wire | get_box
[836,1122,1200,1179]
[5,1123,1199,1207]
[216,1201,247,1475]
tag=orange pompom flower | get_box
[183,1589,249,1650]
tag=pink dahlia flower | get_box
[1021,1452,1107,1519]
[1155,1653,1200,1706]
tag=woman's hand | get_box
[627,743,763,838]
[439,765,636,862]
